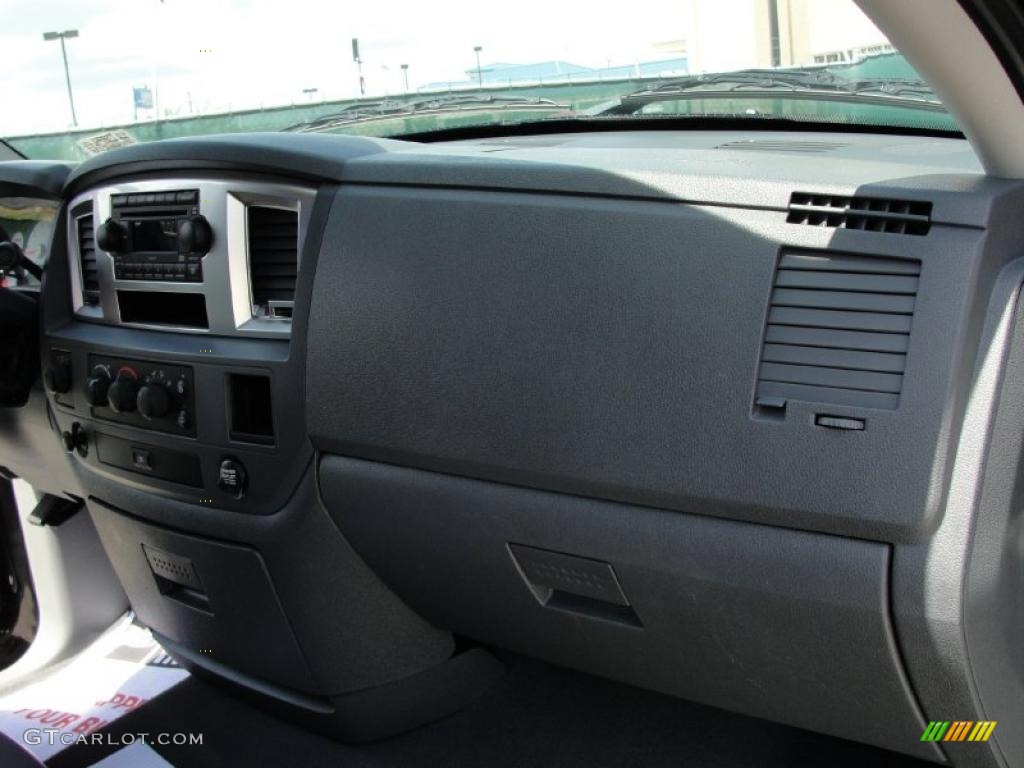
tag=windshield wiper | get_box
[0,138,26,160]
[597,69,945,115]
[283,95,570,133]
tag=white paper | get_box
[0,622,188,762]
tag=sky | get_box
[0,0,884,137]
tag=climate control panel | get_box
[86,355,195,437]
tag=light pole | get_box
[352,38,365,96]
[473,46,483,89]
[401,64,409,94]
[43,30,79,127]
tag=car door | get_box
[0,160,126,683]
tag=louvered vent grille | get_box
[716,140,848,153]
[247,205,298,318]
[76,214,100,305]
[787,192,932,235]
[755,251,920,411]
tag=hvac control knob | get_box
[95,218,128,253]
[177,215,212,253]
[85,370,111,406]
[137,382,171,420]
[106,372,138,413]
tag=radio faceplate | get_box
[109,189,205,282]
[67,177,317,338]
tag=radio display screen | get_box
[129,219,179,252]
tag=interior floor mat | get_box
[48,654,934,768]
[0,618,187,763]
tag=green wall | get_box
[6,54,950,161]
[6,79,644,161]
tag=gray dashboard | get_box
[18,129,1024,766]
[307,180,985,543]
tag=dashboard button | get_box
[131,448,153,470]
[44,362,71,394]
[72,422,88,458]
[217,458,246,498]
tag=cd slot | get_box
[118,290,209,329]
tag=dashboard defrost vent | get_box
[247,205,298,319]
[787,192,931,235]
[755,251,920,411]
[717,140,848,153]
[76,214,100,305]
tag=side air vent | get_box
[247,205,298,319]
[755,251,920,411]
[787,192,931,235]
[717,140,848,153]
[76,214,100,305]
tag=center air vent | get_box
[247,205,298,319]
[787,192,931,235]
[755,251,920,411]
[76,213,100,305]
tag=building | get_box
[686,0,891,73]
[767,0,892,66]
[432,0,888,92]
[422,57,689,91]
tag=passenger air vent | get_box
[755,251,920,411]
[247,205,298,319]
[76,214,100,305]
[787,192,931,235]
[717,140,848,153]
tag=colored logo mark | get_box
[921,721,997,742]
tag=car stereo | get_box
[95,189,212,283]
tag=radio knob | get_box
[85,371,111,406]
[96,218,127,253]
[177,215,212,253]
[107,374,138,413]
[137,382,171,420]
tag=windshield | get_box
[0,0,959,160]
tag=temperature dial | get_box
[137,382,171,420]
[107,369,138,413]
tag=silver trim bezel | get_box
[66,176,316,338]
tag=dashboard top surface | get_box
[53,130,1003,228]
